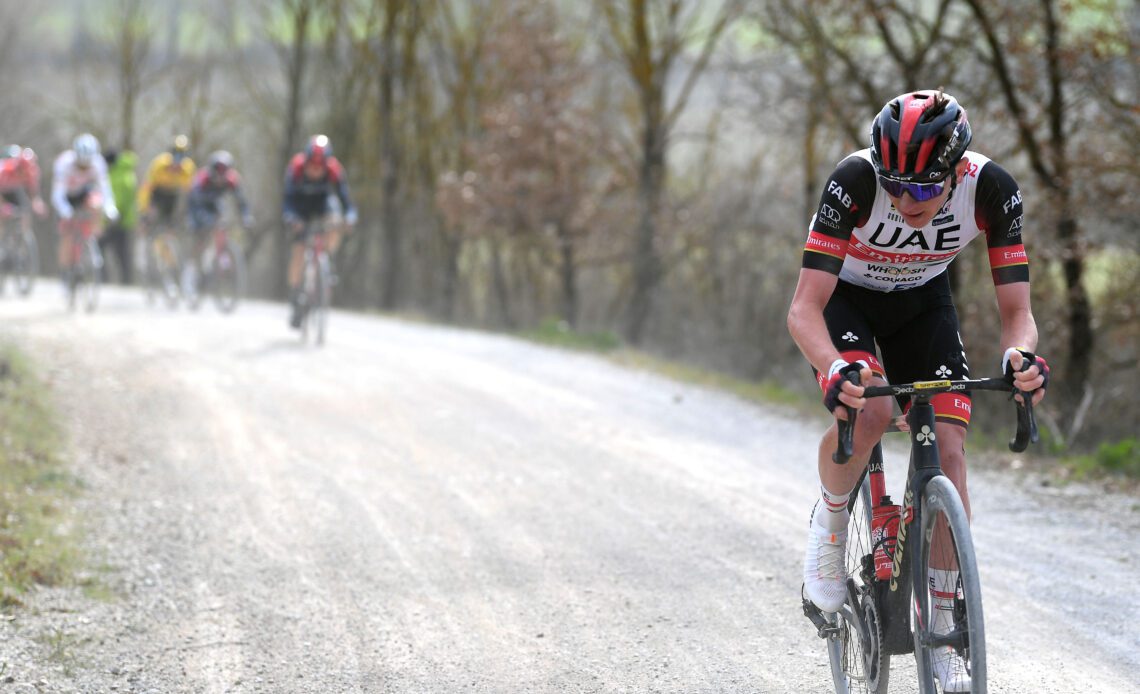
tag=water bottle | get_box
[871,497,901,581]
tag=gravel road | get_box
[0,286,1136,693]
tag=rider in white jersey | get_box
[787,90,1049,692]
[51,134,119,280]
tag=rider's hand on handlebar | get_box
[822,360,871,420]
[1003,348,1049,406]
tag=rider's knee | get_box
[856,397,894,438]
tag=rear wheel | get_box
[825,475,889,694]
[913,475,986,693]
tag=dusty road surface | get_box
[0,286,1136,693]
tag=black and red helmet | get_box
[305,134,332,164]
[870,90,972,183]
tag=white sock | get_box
[812,485,851,532]
[929,568,960,634]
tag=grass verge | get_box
[0,343,84,610]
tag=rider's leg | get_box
[817,384,894,515]
[804,381,893,612]
[57,219,74,274]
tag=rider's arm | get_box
[788,269,845,375]
[50,153,72,218]
[95,156,118,220]
[977,161,1046,399]
[995,281,1038,354]
[227,171,252,220]
[328,159,355,221]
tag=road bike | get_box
[184,223,246,313]
[61,205,105,312]
[803,368,1039,694]
[138,214,184,309]
[0,198,38,297]
[296,219,333,346]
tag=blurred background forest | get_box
[1,0,1137,453]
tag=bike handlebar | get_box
[832,368,1040,465]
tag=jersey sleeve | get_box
[974,161,1029,285]
[801,155,876,274]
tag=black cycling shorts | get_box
[821,272,972,427]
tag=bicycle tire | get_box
[913,475,986,693]
[12,228,38,296]
[80,237,101,313]
[314,252,330,345]
[153,234,182,309]
[211,242,245,313]
[824,475,890,694]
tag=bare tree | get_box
[961,0,1094,398]
[597,0,744,345]
[438,4,619,329]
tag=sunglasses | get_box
[877,176,948,202]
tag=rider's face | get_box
[885,158,969,228]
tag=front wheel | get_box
[211,242,245,313]
[913,475,986,693]
[11,228,38,296]
[78,237,102,313]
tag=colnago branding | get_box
[890,485,914,592]
[839,150,992,291]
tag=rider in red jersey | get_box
[787,90,1049,692]
[283,134,357,328]
[0,144,48,226]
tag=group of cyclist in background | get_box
[0,131,356,329]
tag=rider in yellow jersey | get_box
[138,135,196,234]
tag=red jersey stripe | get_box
[988,244,1028,269]
[804,231,848,260]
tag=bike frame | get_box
[858,397,947,656]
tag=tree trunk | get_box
[557,222,578,329]
[276,5,311,300]
[1057,213,1093,395]
[490,238,514,329]
[378,0,404,310]
[624,121,665,345]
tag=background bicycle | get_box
[295,219,333,346]
[0,198,38,297]
[61,204,104,312]
[137,214,183,309]
[183,222,246,314]
[806,373,1038,694]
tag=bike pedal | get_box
[802,596,840,639]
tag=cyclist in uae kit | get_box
[786,90,1049,691]
[283,134,357,328]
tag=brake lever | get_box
[1008,360,1041,452]
[832,371,863,464]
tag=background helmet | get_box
[74,133,101,165]
[869,90,971,183]
[305,134,332,164]
[207,150,234,175]
[172,134,190,162]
